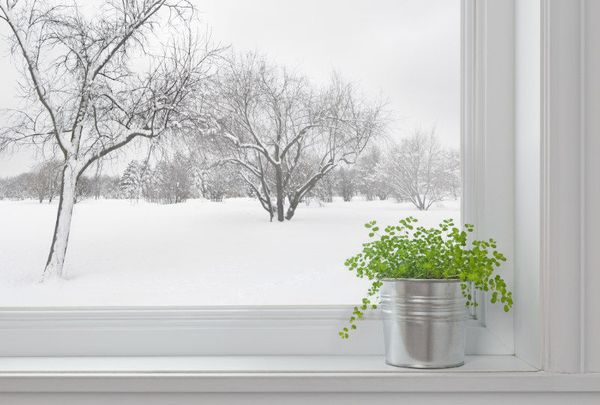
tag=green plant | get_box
[339,217,512,339]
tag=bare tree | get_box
[0,0,217,279]
[31,160,61,203]
[196,162,246,202]
[381,130,460,210]
[445,149,461,200]
[355,144,391,200]
[0,172,32,199]
[335,166,357,202]
[74,175,93,203]
[212,53,383,221]
[30,169,46,203]
[0,178,6,200]
[309,169,335,203]
[152,153,193,204]
[90,173,120,200]
[90,160,104,200]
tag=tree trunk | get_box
[285,195,299,220]
[285,205,296,220]
[415,194,426,211]
[43,162,77,280]
[275,166,285,222]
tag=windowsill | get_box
[2,354,598,393]
[0,354,534,374]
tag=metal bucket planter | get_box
[380,278,467,368]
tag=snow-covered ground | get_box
[0,198,459,306]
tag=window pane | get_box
[0,0,461,306]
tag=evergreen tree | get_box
[119,161,143,201]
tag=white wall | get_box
[541,0,600,373]
[584,0,600,373]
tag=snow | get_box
[0,198,459,306]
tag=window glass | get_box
[0,0,460,306]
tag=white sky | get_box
[0,0,460,176]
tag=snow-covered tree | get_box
[371,160,393,201]
[381,130,460,210]
[196,163,246,202]
[212,53,384,221]
[306,169,335,203]
[0,178,6,200]
[119,161,144,201]
[0,1,218,279]
[445,149,461,200]
[89,174,121,200]
[0,172,32,200]
[30,160,61,203]
[335,166,358,202]
[355,145,391,201]
[75,176,93,203]
[151,154,193,204]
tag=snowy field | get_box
[0,198,459,306]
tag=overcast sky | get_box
[0,0,460,176]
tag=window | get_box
[0,0,461,307]
[1,0,598,386]
[0,0,521,360]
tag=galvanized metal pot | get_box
[380,278,467,368]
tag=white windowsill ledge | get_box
[1,355,599,393]
[0,354,534,374]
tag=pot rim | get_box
[381,277,461,283]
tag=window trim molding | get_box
[539,0,590,373]
[461,0,516,354]
[0,305,513,357]
[0,0,518,358]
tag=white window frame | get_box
[0,0,519,360]
[3,3,600,402]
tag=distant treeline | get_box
[1,132,460,210]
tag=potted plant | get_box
[340,217,512,369]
